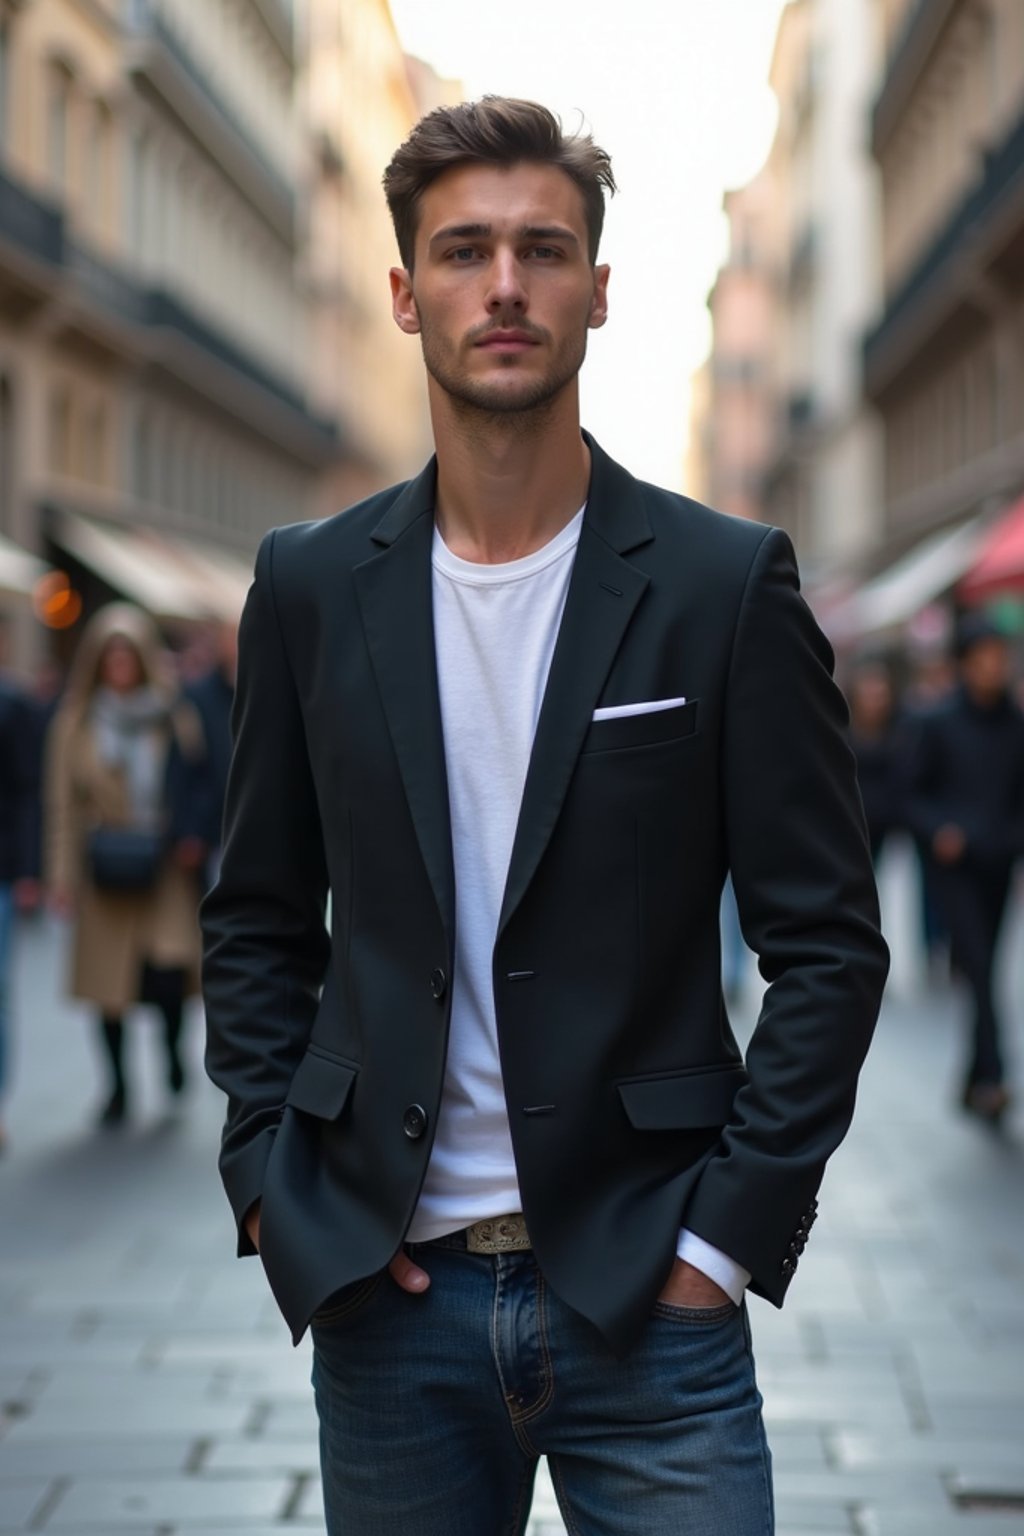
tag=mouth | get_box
[474,331,540,353]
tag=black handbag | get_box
[88,827,164,893]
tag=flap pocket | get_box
[286,1046,358,1121]
[582,699,698,755]
[618,1063,747,1130]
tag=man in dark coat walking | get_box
[905,615,1024,1121]
[0,659,41,1148]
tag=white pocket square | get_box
[592,696,687,722]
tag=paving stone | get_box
[45,1475,291,1526]
[0,1438,193,1479]
[948,1468,1024,1505]
[200,1438,317,1475]
[6,1398,254,1440]
[829,1430,1024,1472]
[0,1480,50,1526]
[773,1501,857,1531]
[256,1399,320,1440]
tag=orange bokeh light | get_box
[33,571,83,630]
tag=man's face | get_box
[390,161,609,418]
[961,636,1010,701]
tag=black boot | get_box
[98,1016,127,1126]
[149,968,187,1097]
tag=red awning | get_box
[959,494,1024,604]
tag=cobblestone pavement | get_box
[2,847,1023,1534]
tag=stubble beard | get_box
[419,318,589,431]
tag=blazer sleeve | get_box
[682,527,889,1305]
[201,530,330,1253]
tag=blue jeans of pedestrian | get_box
[0,883,15,1101]
[311,1236,773,1535]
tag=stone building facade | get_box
[865,0,1024,555]
[0,0,440,657]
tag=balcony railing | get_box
[0,163,336,462]
[872,0,958,154]
[124,0,295,243]
[0,164,62,267]
[864,101,1024,394]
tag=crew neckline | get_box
[432,506,585,587]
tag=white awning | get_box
[0,532,49,598]
[830,518,985,641]
[165,539,253,622]
[52,509,250,623]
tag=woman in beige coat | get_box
[46,604,207,1124]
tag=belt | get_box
[464,1213,531,1254]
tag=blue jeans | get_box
[0,883,14,1101]
[311,1236,773,1535]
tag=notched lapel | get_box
[498,523,650,935]
[353,510,455,940]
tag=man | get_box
[203,98,888,1535]
[905,614,1024,1123]
[0,635,41,1151]
[181,620,238,889]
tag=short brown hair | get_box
[383,96,616,269]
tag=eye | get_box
[528,245,562,260]
[448,247,479,263]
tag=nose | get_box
[485,248,527,314]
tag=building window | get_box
[0,15,9,151]
[49,385,73,476]
[134,411,151,501]
[85,400,108,485]
[85,101,112,233]
[0,375,13,534]
[48,64,72,195]
[130,133,147,259]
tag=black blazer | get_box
[202,435,888,1354]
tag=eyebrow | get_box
[428,223,580,249]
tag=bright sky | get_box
[387,0,786,491]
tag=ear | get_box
[390,267,420,334]
[588,264,610,330]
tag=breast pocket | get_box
[581,699,699,755]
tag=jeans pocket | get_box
[652,1298,739,1326]
[311,1271,385,1330]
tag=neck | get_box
[430,380,590,564]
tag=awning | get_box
[829,517,984,641]
[958,493,1024,605]
[0,532,50,599]
[51,509,251,623]
[165,539,252,622]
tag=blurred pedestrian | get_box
[184,619,237,886]
[904,614,1024,1122]
[25,656,64,901]
[45,604,206,1126]
[902,646,956,979]
[0,644,41,1151]
[847,657,903,863]
[203,98,887,1536]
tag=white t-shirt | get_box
[406,506,749,1306]
[407,508,585,1241]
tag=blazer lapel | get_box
[498,437,653,936]
[353,461,456,940]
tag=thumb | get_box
[388,1249,431,1294]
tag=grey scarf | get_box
[91,688,169,830]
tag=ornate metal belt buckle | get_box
[465,1214,531,1254]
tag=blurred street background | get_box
[2,0,1024,1532]
[1,859,1023,1535]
